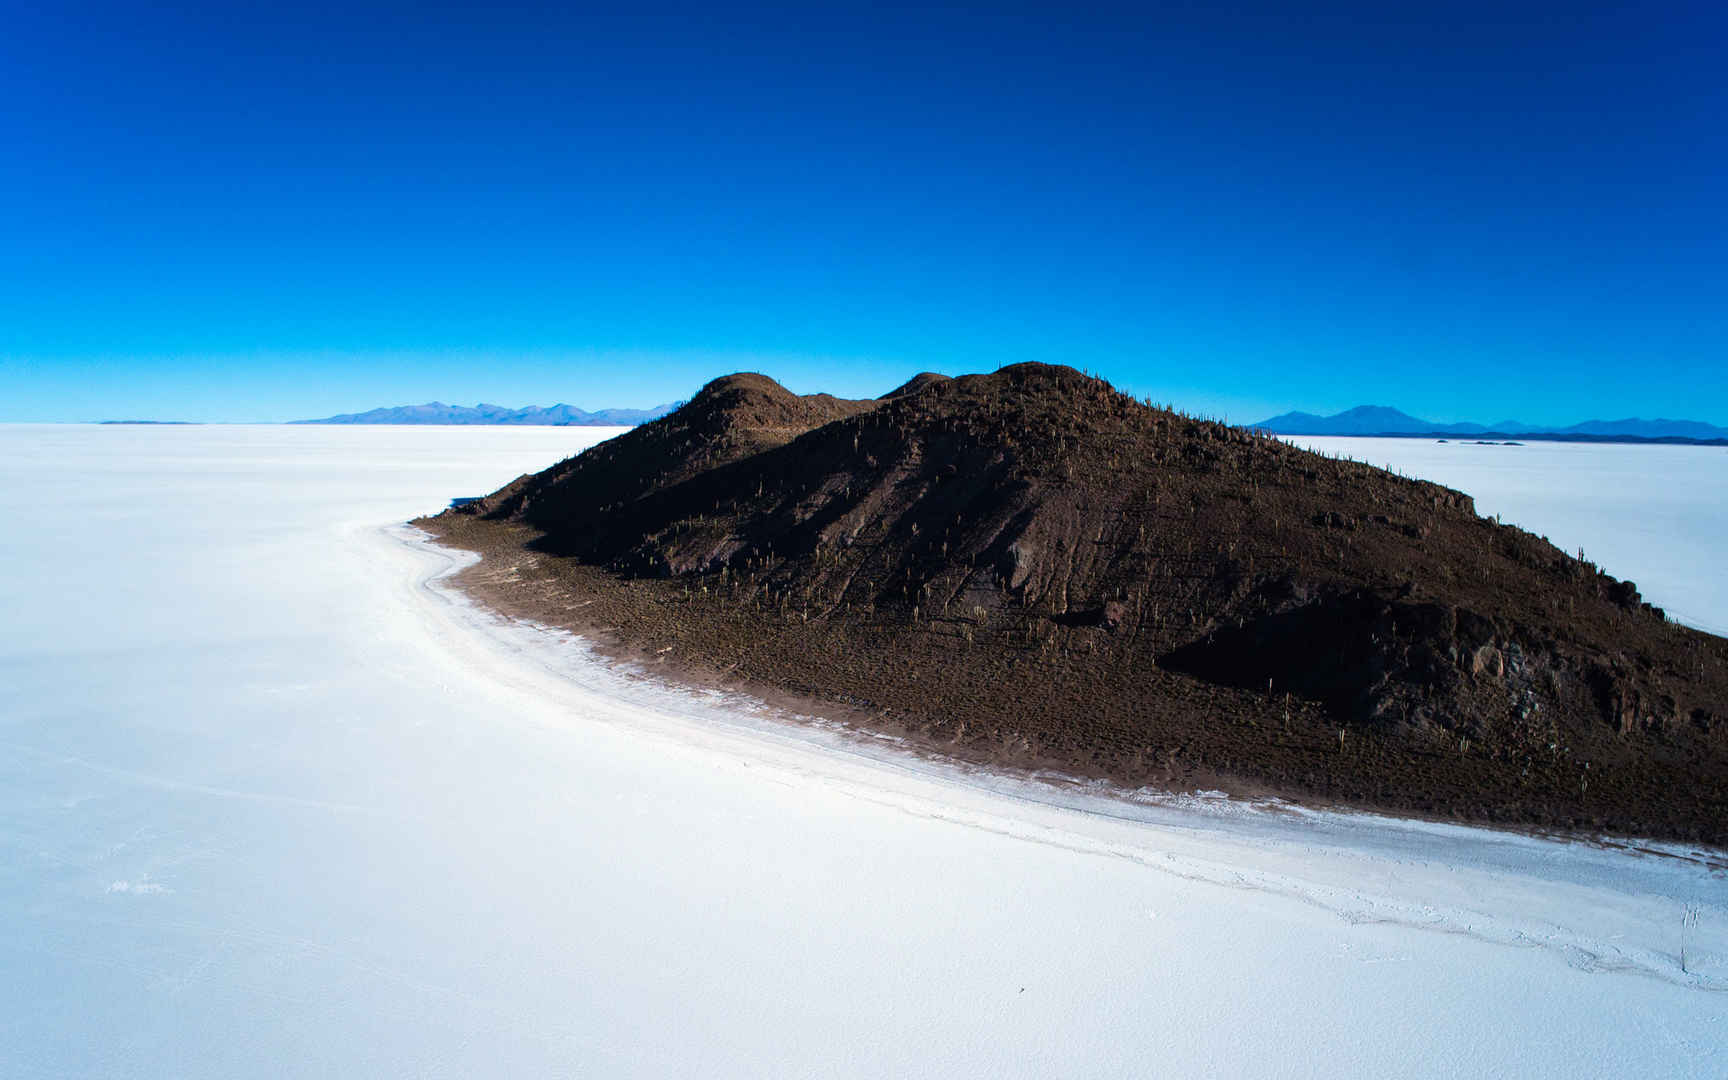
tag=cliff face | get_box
[444,363,1728,841]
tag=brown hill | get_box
[424,363,1728,844]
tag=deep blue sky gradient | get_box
[2,2,1723,423]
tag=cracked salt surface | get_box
[0,423,1722,1079]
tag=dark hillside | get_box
[472,373,879,544]
[427,363,1728,844]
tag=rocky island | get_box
[420,363,1728,844]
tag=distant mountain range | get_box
[1248,405,1728,444]
[291,401,681,426]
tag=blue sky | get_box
[2,2,1723,423]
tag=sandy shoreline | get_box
[413,512,1728,859]
[414,513,1297,800]
[396,519,1728,995]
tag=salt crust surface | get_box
[0,423,1722,1078]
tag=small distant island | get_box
[292,401,680,426]
[420,363,1728,845]
[1248,404,1728,445]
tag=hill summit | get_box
[427,363,1728,842]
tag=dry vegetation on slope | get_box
[424,363,1728,843]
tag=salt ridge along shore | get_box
[399,521,1728,995]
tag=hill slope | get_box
[426,363,1728,842]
